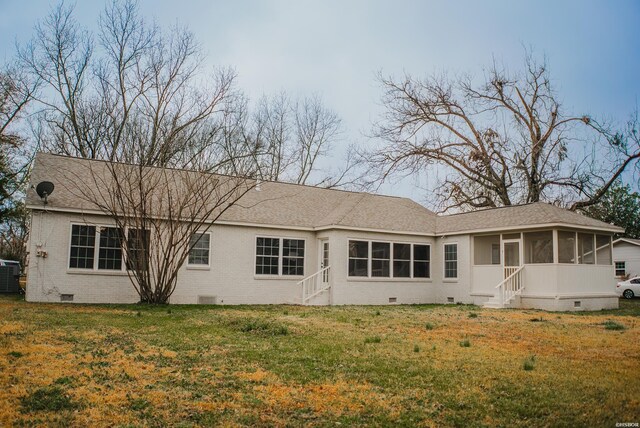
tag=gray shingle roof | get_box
[26,152,437,234]
[27,152,623,234]
[436,202,623,234]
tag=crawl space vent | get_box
[60,294,74,302]
[388,297,397,303]
[574,301,581,308]
[447,297,455,303]
[197,295,217,305]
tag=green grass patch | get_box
[364,335,382,344]
[459,339,471,347]
[20,386,78,413]
[7,351,23,358]
[603,320,626,330]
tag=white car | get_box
[616,277,640,299]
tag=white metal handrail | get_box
[495,265,525,307]
[297,265,331,304]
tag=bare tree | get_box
[367,54,640,212]
[19,0,256,303]
[19,0,237,170]
[0,66,38,213]
[60,155,253,304]
[219,92,357,188]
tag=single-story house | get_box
[25,153,624,311]
[612,238,640,280]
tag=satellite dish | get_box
[35,181,55,204]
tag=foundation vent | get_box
[60,294,74,302]
[574,301,581,308]
[388,297,397,303]
[197,295,217,305]
[447,297,455,303]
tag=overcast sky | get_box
[1,0,639,204]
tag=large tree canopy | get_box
[367,55,640,212]
[582,181,640,239]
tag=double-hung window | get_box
[413,244,430,278]
[444,243,458,279]
[69,225,96,269]
[348,241,369,277]
[127,229,150,271]
[393,243,411,278]
[282,239,305,276]
[98,227,124,270]
[371,242,390,277]
[615,261,626,277]
[69,224,150,272]
[255,237,305,276]
[188,233,210,266]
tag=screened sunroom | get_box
[471,229,615,310]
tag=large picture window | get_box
[444,244,458,279]
[69,224,149,272]
[349,240,430,278]
[69,225,96,269]
[188,233,210,266]
[255,237,305,276]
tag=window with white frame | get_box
[282,239,305,276]
[98,227,124,270]
[444,243,458,279]
[393,243,411,278]
[69,224,148,272]
[126,229,150,271]
[413,244,430,278]
[255,237,304,276]
[69,225,96,269]
[615,261,626,276]
[348,240,431,278]
[348,240,369,277]
[188,233,210,266]
[371,242,391,277]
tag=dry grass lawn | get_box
[0,295,638,427]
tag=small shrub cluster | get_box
[468,312,478,319]
[603,320,626,331]
[459,339,471,347]
[230,318,290,336]
[523,355,536,371]
[425,322,435,330]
